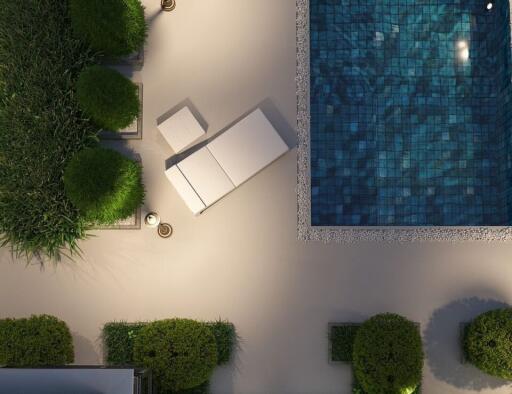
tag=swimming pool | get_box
[307,0,512,227]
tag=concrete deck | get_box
[1,1,512,393]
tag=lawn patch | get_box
[70,0,147,58]
[0,0,98,259]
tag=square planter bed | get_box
[94,154,142,230]
[100,83,143,140]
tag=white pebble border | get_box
[296,0,512,242]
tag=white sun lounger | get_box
[165,108,289,215]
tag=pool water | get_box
[310,0,512,226]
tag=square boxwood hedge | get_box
[102,322,147,366]
[103,320,236,367]
[330,320,422,393]
[330,324,360,363]
[0,315,74,367]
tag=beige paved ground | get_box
[2,1,512,393]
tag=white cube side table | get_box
[157,106,206,153]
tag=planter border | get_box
[102,47,144,71]
[93,206,141,230]
[99,83,143,140]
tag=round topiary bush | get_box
[69,0,146,58]
[76,65,139,131]
[63,147,144,224]
[133,319,218,391]
[464,308,512,379]
[0,315,74,367]
[353,313,424,394]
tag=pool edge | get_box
[295,0,512,242]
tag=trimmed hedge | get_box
[102,322,147,366]
[77,66,140,131]
[0,315,74,367]
[352,314,423,394]
[330,325,360,363]
[133,319,217,391]
[63,147,145,224]
[0,0,98,259]
[464,308,512,379]
[103,320,236,367]
[209,320,237,365]
[70,0,146,58]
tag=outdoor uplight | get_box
[161,0,176,11]
[144,212,161,228]
[487,2,493,11]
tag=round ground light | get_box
[161,0,176,11]
[158,223,173,238]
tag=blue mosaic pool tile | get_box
[310,0,512,226]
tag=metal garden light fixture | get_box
[161,0,176,11]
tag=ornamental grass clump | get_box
[133,319,218,392]
[464,308,512,379]
[63,147,144,225]
[77,66,140,131]
[352,313,424,394]
[0,0,98,260]
[0,315,74,367]
[70,0,147,58]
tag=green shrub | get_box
[208,320,237,365]
[133,319,217,391]
[0,315,74,367]
[352,314,423,394]
[331,324,360,362]
[77,66,139,131]
[464,308,512,379]
[64,147,145,224]
[70,0,146,58]
[0,0,99,259]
